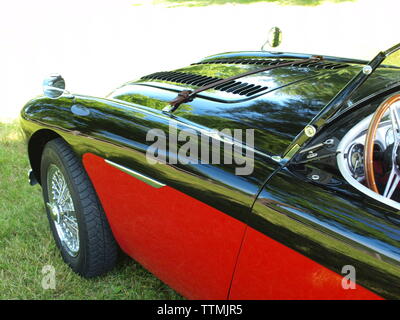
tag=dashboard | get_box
[342,116,392,182]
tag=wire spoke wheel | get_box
[47,164,80,257]
[41,138,118,277]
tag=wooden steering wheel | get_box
[365,94,400,197]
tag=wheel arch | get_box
[28,129,65,185]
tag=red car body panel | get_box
[83,153,382,300]
[229,227,382,300]
[83,153,247,299]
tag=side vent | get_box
[140,71,269,97]
[193,59,349,70]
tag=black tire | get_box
[40,138,118,278]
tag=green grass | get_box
[0,121,182,300]
[152,0,355,7]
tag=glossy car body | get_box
[20,45,400,299]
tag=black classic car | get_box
[19,40,400,299]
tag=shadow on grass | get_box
[156,0,355,7]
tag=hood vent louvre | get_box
[193,59,348,70]
[141,71,269,97]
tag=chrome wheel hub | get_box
[47,164,79,257]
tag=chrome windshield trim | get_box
[105,160,166,189]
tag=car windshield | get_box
[348,43,400,104]
[346,43,400,105]
[309,43,400,127]
[381,43,400,69]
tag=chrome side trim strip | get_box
[104,160,166,189]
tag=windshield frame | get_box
[281,42,400,160]
[312,43,400,128]
[384,43,400,57]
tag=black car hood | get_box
[113,50,399,118]
[120,54,362,104]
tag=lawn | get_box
[0,121,182,299]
